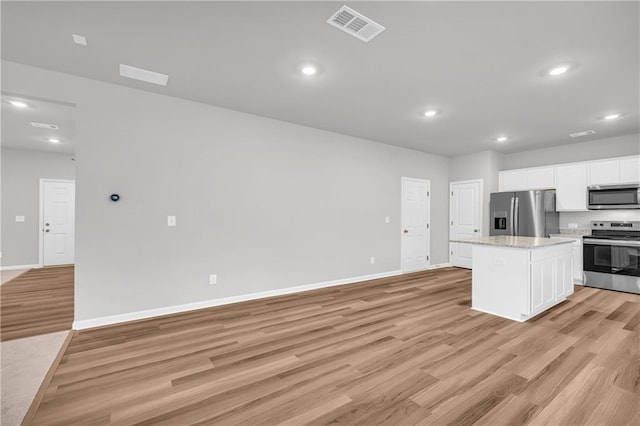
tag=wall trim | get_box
[73,269,409,330]
[429,263,453,269]
[74,264,454,330]
[0,264,41,271]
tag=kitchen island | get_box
[450,236,574,322]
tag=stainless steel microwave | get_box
[588,184,640,209]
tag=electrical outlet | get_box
[209,274,217,285]
[167,216,176,227]
[568,223,578,229]
[15,216,25,222]
[370,257,375,265]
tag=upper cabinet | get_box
[526,167,555,189]
[589,157,640,185]
[498,169,527,191]
[498,155,639,211]
[620,157,640,183]
[498,167,554,191]
[555,163,587,211]
[588,160,619,185]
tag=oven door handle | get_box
[584,238,640,247]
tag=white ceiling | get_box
[1,1,638,156]
[1,94,76,154]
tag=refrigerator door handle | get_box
[510,197,515,236]
[514,197,520,236]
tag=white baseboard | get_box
[0,264,41,271]
[430,262,453,269]
[73,269,407,330]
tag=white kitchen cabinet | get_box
[549,235,583,284]
[471,241,573,321]
[555,163,588,211]
[556,252,574,298]
[589,160,620,185]
[530,255,556,313]
[526,167,555,189]
[619,156,640,183]
[500,156,639,207]
[499,169,528,191]
[499,168,555,192]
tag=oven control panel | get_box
[591,221,640,230]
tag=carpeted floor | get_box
[1,331,69,426]
[0,269,29,285]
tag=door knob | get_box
[45,229,50,232]
[403,229,409,233]
[45,223,50,226]
[474,229,479,232]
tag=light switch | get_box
[385,216,390,224]
[167,216,176,227]
[15,216,25,222]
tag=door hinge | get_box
[451,251,453,255]
[427,256,430,261]
[451,220,454,226]
[451,191,453,196]
[427,224,430,229]
[427,191,430,197]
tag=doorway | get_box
[449,179,483,268]
[401,177,430,273]
[40,179,75,266]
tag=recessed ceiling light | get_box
[119,64,169,86]
[48,138,60,144]
[603,113,621,120]
[72,34,87,46]
[9,100,28,108]
[496,136,508,143]
[548,65,569,76]
[301,66,317,76]
[423,110,438,118]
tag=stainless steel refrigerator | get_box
[489,190,559,237]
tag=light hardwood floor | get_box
[30,267,639,425]
[1,266,74,341]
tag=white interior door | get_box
[450,180,482,268]
[401,178,430,272]
[42,180,76,266]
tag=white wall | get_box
[2,61,451,322]
[503,133,640,170]
[449,150,505,236]
[1,149,75,266]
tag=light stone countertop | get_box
[557,228,591,236]
[449,235,574,249]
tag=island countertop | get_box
[449,235,574,249]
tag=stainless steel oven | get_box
[583,221,640,294]
[588,184,640,209]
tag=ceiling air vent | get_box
[569,130,596,138]
[31,122,60,130]
[327,6,385,43]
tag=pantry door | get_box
[450,180,483,268]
